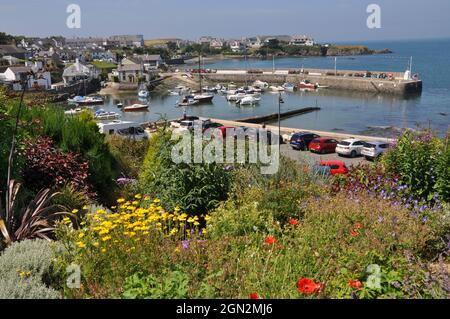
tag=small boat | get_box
[299,81,317,90]
[68,96,104,105]
[138,90,150,98]
[94,109,121,120]
[227,93,246,102]
[178,96,199,107]
[283,83,297,92]
[117,103,123,108]
[67,96,85,104]
[237,95,260,106]
[193,94,214,103]
[317,84,329,89]
[253,80,269,90]
[269,85,285,92]
[168,90,181,96]
[123,104,149,112]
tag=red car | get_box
[319,160,349,176]
[309,138,339,154]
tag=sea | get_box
[91,38,450,137]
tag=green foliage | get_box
[122,270,189,299]
[107,135,149,179]
[139,129,231,215]
[382,130,450,202]
[0,240,61,299]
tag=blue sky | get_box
[1,0,449,42]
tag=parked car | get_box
[336,139,366,158]
[319,160,349,176]
[290,132,321,151]
[309,138,339,154]
[312,165,332,177]
[361,141,390,160]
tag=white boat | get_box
[94,109,121,120]
[227,93,246,102]
[237,95,261,106]
[253,80,269,90]
[68,96,104,105]
[193,93,214,103]
[138,90,150,98]
[299,81,317,90]
[177,96,199,107]
[283,83,297,92]
[123,104,149,112]
[269,85,285,92]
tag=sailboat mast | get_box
[198,51,202,94]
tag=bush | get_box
[23,137,92,195]
[382,130,450,203]
[139,130,231,215]
[0,240,61,299]
[107,135,149,179]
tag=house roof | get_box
[63,61,91,77]
[8,66,32,74]
[0,45,27,55]
[117,64,143,72]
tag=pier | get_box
[236,107,321,124]
[202,68,423,96]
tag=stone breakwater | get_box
[202,68,423,96]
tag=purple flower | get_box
[181,241,190,250]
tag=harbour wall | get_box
[202,68,423,96]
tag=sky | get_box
[1,0,450,42]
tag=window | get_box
[354,141,365,146]
[380,144,389,149]
[330,165,340,169]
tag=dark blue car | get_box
[290,132,320,151]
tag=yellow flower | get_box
[111,206,117,210]
[76,241,86,249]
[72,209,79,214]
[82,205,88,210]
[194,222,200,226]
[135,194,142,199]
[78,232,85,239]
[101,236,112,242]
[174,247,181,254]
[117,198,125,204]
[101,248,107,253]
[204,215,211,222]
[63,217,72,225]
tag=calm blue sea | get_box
[98,38,450,137]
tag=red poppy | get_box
[350,229,359,237]
[354,222,363,230]
[288,219,299,226]
[250,293,260,300]
[297,278,323,295]
[264,236,277,245]
[348,280,362,290]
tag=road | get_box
[280,144,366,167]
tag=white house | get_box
[245,37,262,49]
[62,59,99,85]
[229,41,244,53]
[1,66,52,90]
[116,63,148,83]
[289,35,315,46]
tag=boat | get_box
[227,93,246,102]
[283,83,297,92]
[94,109,121,120]
[237,95,261,106]
[68,96,104,105]
[193,54,214,104]
[138,84,150,98]
[193,94,214,103]
[269,85,285,92]
[253,80,269,90]
[117,103,123,108]
[123,104,149,112]
[299,80,317,90]
[177,96,199,107]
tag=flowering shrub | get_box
[56,195,210,298]
[23,137,92,195]
[382,130,450,202]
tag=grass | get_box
[91,60,117,69]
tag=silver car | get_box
[362,141,390,160]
